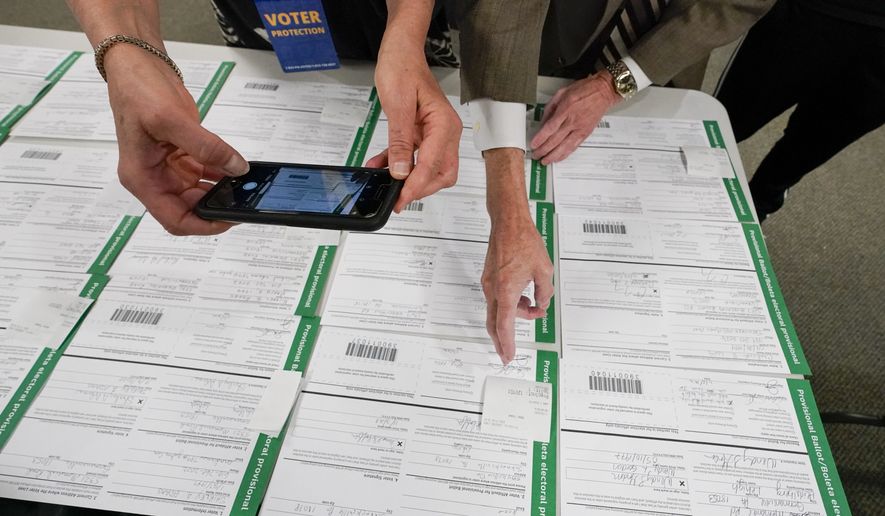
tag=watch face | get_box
[616,74,637,95]
[607,62,637,98]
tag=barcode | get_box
[597,120,611,129]
[21,150,62,160]
[403,200,424,212]
[110,307,163,325]
[345,341,397,362]
[244,82,279,91]
[583,221,627,234]
[589,374,642,394]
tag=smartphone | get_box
[196,162,403,231]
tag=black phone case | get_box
[195,162,404,232]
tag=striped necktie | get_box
[552,0,671,78]
[598,0,671,68]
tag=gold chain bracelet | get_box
[93,34,184,83]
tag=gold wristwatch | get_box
[606,60,638,100]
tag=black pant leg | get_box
[716,0,812,142]
[749,84,885,218]
[747,7,885,217]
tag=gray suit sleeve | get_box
[629,0,776,85]
[457,0,551,105]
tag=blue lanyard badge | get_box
[254,0,340,72]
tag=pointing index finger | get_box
[495,293,520,365]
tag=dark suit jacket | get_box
[457,0,776,104]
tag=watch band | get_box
[606,60,638,100]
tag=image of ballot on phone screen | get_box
[197,161,403,231]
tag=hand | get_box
[483,217,554,365]
[530,70,621,165]
[104,44,249,235]
[481,148,554,364]
[365,21,462,213]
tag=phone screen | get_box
[209,165,387,216]
[255,167,370,214]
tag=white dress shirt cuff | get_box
[621,55,653,91]
[469,98,527,152]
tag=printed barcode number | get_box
[21,150,62,160]
[583,221,627,234]
[403,200,424,212]
[345,341,397,362]
[597,120,611,129]
[244,82,280,91]
[588,374,642,394]
[110,306,163,325]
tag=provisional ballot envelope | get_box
[0,141,120,189]
[560,258,807,375]
[65,274,322,377]
[306,326,547,410]
[379,193,491,241]
[260,327,559,516]
[559,223,808,375]
[0,55,147,277]
[0,175,144,274]
[110,215,340,317]
[202,76,379,166]
[322,228,556,344]
[561,432,847,516]
[0,44,75,79]
[552,116,755,223]
[381,197,546,243]
[557,214,755,270]
[0,291,92,429]
[584,115,714,150]
[0,355,298,516]
[13,57,235,140]
[0,279,107,449]
[558,354,850,514]
[561,360,814,451]
[0,44,80,138]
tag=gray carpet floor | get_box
[4,2,884,514]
